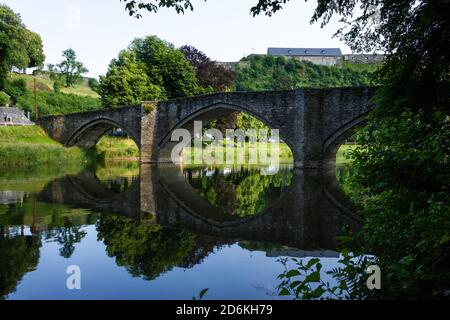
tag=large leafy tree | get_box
[99,50,164,106]
[0,5,45,88]
[57,49,88,87]
[180,45,235,92]
[129,35,208,99]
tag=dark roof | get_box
[268,47,342,57]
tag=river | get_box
[0,162,360,300]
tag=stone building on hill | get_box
[0,107,34,126]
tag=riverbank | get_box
[0,126,142,167]
[0,126,94,167]
[0,126,356,168]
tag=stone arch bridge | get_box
[37,87,376,170]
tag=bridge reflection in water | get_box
[37,164,361,251]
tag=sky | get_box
[4,0,351,78]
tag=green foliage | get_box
[236,113,269,132]
[0,126,95,167]
[100,36,209,106]
[57,49,89,87]
[186,167,293,217]
[278,253,378,300]
[0,234,41,299]
[87,78,100,92]
[193,288,209,300]
[0,5,45,88]
[0,91,9,105]
[234,55,377,91]
[95,136,140,160]
[96,214,198,280]
[129,35,207,99]
[348,110,450,298]
[99,50,164,106]
[4,79,101,117]
[121,0,195,18]
[53,79,63,93]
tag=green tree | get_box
[57,49,88,87]
[0,233,41,299]
[99,50,164,106]
[23,31,45,69]
[0,5,45,88]
[129,35,207,98]
[88,78,100,93]
[96,215,198,280]
[0,91,9,106]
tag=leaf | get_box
[304,271,321,283]
[199,288,209,299]
[279,288,291,296]
[286,269,301,278]
[312,286,326,298]
[306,258,320,269]
[289,280,301,289]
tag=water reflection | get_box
[183,166,293,217]
[0,163,360,299]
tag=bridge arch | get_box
[67,117,139,149]
[157,102,296,164]
[322,111,370,172]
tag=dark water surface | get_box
[0,163,360,300]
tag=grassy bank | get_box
[96,136,140,161]
[181,141,294,165]
[0,126,356,169]
[0,126,94,167]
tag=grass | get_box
[10,73,100,98]
[180,141,294,165]
[0,126,94,167]
[96,136,140,161]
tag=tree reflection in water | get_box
[184,166,293,217]
[96,214,225,280]
[0,229,41,299]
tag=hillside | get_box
[10,73,100,98]
[4,74,101,118]
[234,55,380,91]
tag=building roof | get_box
[268,47,343,57]
[0,107,34,125]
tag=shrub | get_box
[88,78,100,92]
[0,91,9,106]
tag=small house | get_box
[0,107,34,126]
